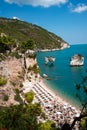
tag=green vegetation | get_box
[24,90,34,103]
[27,53,36,59]
[17,74,24,79]
[38,120,56,130]
[0,76,7,86]
[0,17,68,50]
[14,89,23,103]
[19,39,35,53]
[10,81,16,86]
[3,94,9,101]
[0,103,56,130]
[10,52,22,59]
[0,34,16,53]
[33,64,40,74]
[80,118,87,129]
[0,53,6,61]
[19,82,23,88]
[28,64,40,74]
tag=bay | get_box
[36,44,87,108]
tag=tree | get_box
[0,35,16,53]
[19,39,35,53]
[38,120,56,130]
[0,103,42,130]
[24,90,34,103]
[33,64,40,74]
[0,104,27,130]
[26,39,35,50]
[24,103,42,130]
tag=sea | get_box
[36,44,87,108]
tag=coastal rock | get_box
[70,54,84,66]
[61,42,70,50]
[45,56,55,65]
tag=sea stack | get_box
[70,54,84,66]
[45,56,55,65]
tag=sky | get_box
[0,0,87,44]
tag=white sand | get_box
[37,79,80,111]
[22,76,80,112]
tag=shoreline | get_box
[36,45,70,52]
[22,75,81,128]
[39,78,81,111]
[22,76,80,112]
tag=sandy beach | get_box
[22,75,81,129]
[42,80,81,110]
[36,79,70,106]
[22,78,68,106]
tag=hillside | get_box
[0,17,69,49]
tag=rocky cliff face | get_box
[0,57,24,106]
[61,42,70,50]
[0,54,37,106]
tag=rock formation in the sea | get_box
[45,56,55,65]
[70,54,84,66]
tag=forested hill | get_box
[0,17,69,50]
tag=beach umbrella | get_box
[56,112,62,115]
[72,107,75,110]
[75,113,80,117]
[63,106,68,109]
[47,104,52,107]
[64,103,68,106]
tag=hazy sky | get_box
[0,0,87,44]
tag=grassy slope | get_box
[0,17,69,49]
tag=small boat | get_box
[42,74,48,78]
[42,74,51,80]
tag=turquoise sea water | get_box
[37,44,87,108]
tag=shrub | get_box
[0,54,6,61]
[18,74,23,79]
[28,64,40,74]
[14,89,23,103]
[0,76,7,86]
[15,88,20,94]
[3,94,9,101]
[34,67,40,74]
[10,81,16,86]
[20,83,23,88]
[10,52,21,59]
[24,91,34,103]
